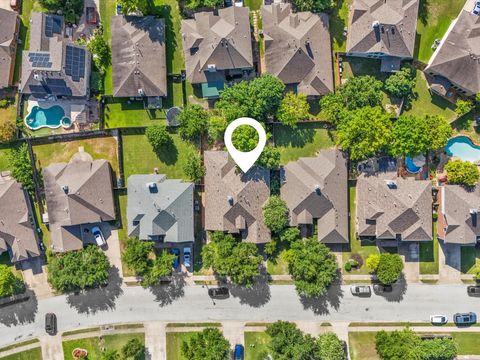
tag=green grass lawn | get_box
[349,332,379,360]
[451,112,479,143]
[451,333,480,355]
[0,104,17,138]
[415,0,465,63]
[99,0,115,95]
[273,123,334,165]
[122,129,198,182]
[343,183,380,274]
[166,332,197,360]
[115,190,136,277]
[419,221,439,275]
[0,348,42,360]
[103,98,167,128]
[402,70,456,121]
[244,332,271,360]
[330,0,353,52]
[245,0,263,11]
[266,249,289,276]
[0,145,14,171]
[62,333,144,360]
[460,246,480,274]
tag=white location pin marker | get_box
[224,117,267,173]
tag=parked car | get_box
[472,1,480,15]
[45,313,57,335]
[183,247,191,268]
[453,312,477,325]
[91,226,106,247]
[86,7,97,25]
[208,287,229,300]
[234,0,243,6]
[224,0,232,6]
[373,284,393,293]
[234,344,244,360]
[116,3,122,14]
[350,285,371,296]
[467,286,480,296]
[170,248,180,269]
[430,315,448,325]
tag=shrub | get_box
[145,126,172,153]
[445,159,480,186]
[366,254,380,272]
[344,262,352,272]
[0,99,9,108]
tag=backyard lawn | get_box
[273,123,334,165]
[122,129,198,182]
[0,145,14,171]
[419,222,439,275]
[460,246,480,274]
[415,0,465,63]
[62,333,145,360]
[0,348,42,360]
[330,0,353,52]
[244,332,271,360]
[0,104,17,135]
[245,0,263,11]
[166,332,197,360]
[451,112,479,143]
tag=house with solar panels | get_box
[20,12,91,100]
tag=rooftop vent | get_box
[207,64,216,72]
[471,209,477,227]
[147,182,158,193]
[61,185,69,194]
[138,88,144,96]
[314,184,321,195]
[372,20,380,28]
[386,180,397,189]
[227,196,234,206]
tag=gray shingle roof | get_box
[280,149,348,243]
[356,173,432,241]
[43,151,116,252]
[204,151,271,244]
[20,12,91,98]
[425,4,480,96]
[346,0,419,58]
[127,174,194,243]
[440,185,480,245]
[0,178,40,262]
[111,15,167,97]
[0,9,18,89]
[261,4,334,96]
[181,7,253,84]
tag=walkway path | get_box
[39,335,64,360]
[0,341,41,358]
[144,321,166,360]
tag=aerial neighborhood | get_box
[0,0,480,358]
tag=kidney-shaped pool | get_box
[25,105,72,130]
[445,136,480,163]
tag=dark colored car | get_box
[86,7,97,25]
[234,344,244,360]
[453,312,477,326]
[373,284,393,293]
[467,286,480,296]
[208,287,229,299]
[45,313,57,335]
[170,248,180,269]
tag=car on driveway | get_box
[45,313,57,335]
[350,285,371,296]
[183,247,191,268]
[467,286,480,296]
[208,287,229,300]
[91,226,106,247]
[234,344,244,360]
[430,315,448,325]
[170,248,180,269]
[454,312,477,325]
[373,284,393,293]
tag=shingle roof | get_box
[425,3,480,95]
[0,9,18,88]
[204,151,271,244]
[43,151,116,252]
[261,4,334,96]
[440,185,480,245]
[20,12,91,98]
[0,178,40,262]
[346,0,419,58]
[280,149,348,243]
[111,15,167,97]
[127,174,194,243]
[356,173,432,241]
[181,7,253,84]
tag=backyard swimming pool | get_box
[25,105,72,130]
[445,136,480,163]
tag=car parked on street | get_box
[234,344,244,360]
[373,284,393,293]
[350,285,371,296]
[430,315,448,325]
[91,226,106,247]
[208,287,229,300]
[170,248,180,269]
[45,313,57,335]
[183,247,191,268]
[467,286,480,296]
[453,312,477,325]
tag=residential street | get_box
[1,282,479,347]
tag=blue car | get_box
[170,248,180,269]
[234,344,244,360]
[454,312,477,325]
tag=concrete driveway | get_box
[439,240,461,283]
[20,257,54,300]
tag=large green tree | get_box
[185,0,223,9]
[376,253,404,285]
[291,0,333,12]
[455,99,473,116]
[117,0,149,14]
[384,66,416,98]
[286,238,338,297]
[8,144,35,195]
[337,76,384,110]
[316,332,346,360]
[445,159,480,186]
[47,246,110,292]
[262,196,289,233]
[87,30,111,75]
[183,151,205,183]
[207,115,228,143]
[38,0,83,20]
[121,238,154,275]
[181,328,230,360]
[145,126,173,153]
[0,116,16,143]
[141,251,176,287]
[390,115,431,157]
[319,93,349,124]
[0,265,23,298]
[232,125,259,152]
[257,146,281,169]
[424,115,452,150]
[202,232,262,287]
[277,92,310,127]
[121,338,144,360]
[336,106,392,161]
[178,105,209,141]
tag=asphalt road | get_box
[1,281,479,347]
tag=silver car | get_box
[430,315,448,325]
[350,285,371,296]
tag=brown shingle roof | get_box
[0,9,18,88]
[262,4,334,96]
[204,151,271,244]
[280,149,348,243]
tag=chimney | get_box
[386,180,397,189]
[314,184,321,195]
[62,185,69,194]
[470,209,477,227]
[290,14,299,28]
[147,182,158,193]
[227,196,234,206]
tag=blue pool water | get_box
[405,157,422,173]
[25,105,71,130]
[445,136,480,163]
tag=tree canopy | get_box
[444,159,480,186]
[202,232,263,287]
[262,196,289,233]
[117,0,149,14]
[455,99,473,116]
[87,29,111,75]
[0,265,24,298]
[336,106,392,161]
[8,144,36,196]
[207,115,228,143]
[319,93,349,124]
[183,151,205,183]
[145,126,173,153]
[257,146,281,170]
[185,0,223,9]
[121,338,144,360]
[390,115,432,157]
[38,0,84,20]
[424,115,452,150]
[232,125,259,152]
[337,76,384,110]
[286,238,338,297]
[290,0,334,12]
[47,246,110,292]
[276,92,310,127]
[376,253,404,285]
[141,251,176,287]
[181,327,231,360]
[384,66,416,98]
[178,105,209,141]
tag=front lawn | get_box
[419,222,439,275]
[62,333,145,360]
[273,123,334,165]
[451,333,480,355]
[266,249,289,276]
[460,246,480,274]
[245,332,271,360]
[348,332,379,360]
[0,348,42,360]
[415,0,465,63]
[166,332,197,360]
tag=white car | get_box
[234,0,243,7]
[472,1,480,15]
[91,226,106,247]
[430,315,448,325]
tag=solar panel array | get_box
[28,53,52,68]
[44,15,62,37]
[65,46,86,82]
[45,78,71,96]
